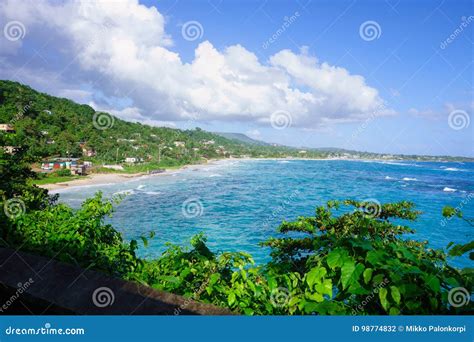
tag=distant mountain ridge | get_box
[213,132,270,146]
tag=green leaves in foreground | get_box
[2,193,473,315]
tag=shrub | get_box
[54,168,72,177]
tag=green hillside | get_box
[0,80,300,168]
[213,132,270,146]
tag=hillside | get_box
[0,80,299,167]
[213,132,270,146]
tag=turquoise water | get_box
[55,159,473,267]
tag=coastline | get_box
[38,156,468,192]
[39,160,220,191]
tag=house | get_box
[41,158,80,171]
[125,157,138,163]
[82,148,96,157]
[298,150,307,154]
[70,165,86,175]
[0,124,15,132]
[202,140,215,146]
[3,146,17,154]
[83,161,93,168]
[174,141,185,148]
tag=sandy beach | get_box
[38,160,223,191]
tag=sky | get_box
[0,0,472,157]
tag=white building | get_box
[125,157,138,163]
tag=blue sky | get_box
[0,0,472,156]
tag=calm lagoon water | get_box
[55,159,473,267]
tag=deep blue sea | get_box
[55,159,473,267]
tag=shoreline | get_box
[38,157,468,192]
[39,160,221,191]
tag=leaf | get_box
[306,291,324,302]
[209,273,220,286]
[227,292,236,306]
[366,250,384,266]
[426,276,440,293]
[315,279,333,297]
[326,249,346,270]
[379,287,389,311]
[267,276,277,291]
[363,268,373,284]
[306,267,327,288]
[156,275,180,284]
[243,308,254,315]
[340,260,364,290]
[390,286,401,304]
[389,307,400,315]
[448,241,474,257]
[348,281,370,295]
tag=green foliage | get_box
[3,192,140,276]
[54,168,72,177]
[260,200,472,314]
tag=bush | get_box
[54,168,72,177]
[4,193,139,277]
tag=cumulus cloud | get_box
[0,0,393,128]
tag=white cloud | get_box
[0,0,393,128]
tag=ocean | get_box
[54,159,473,268]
